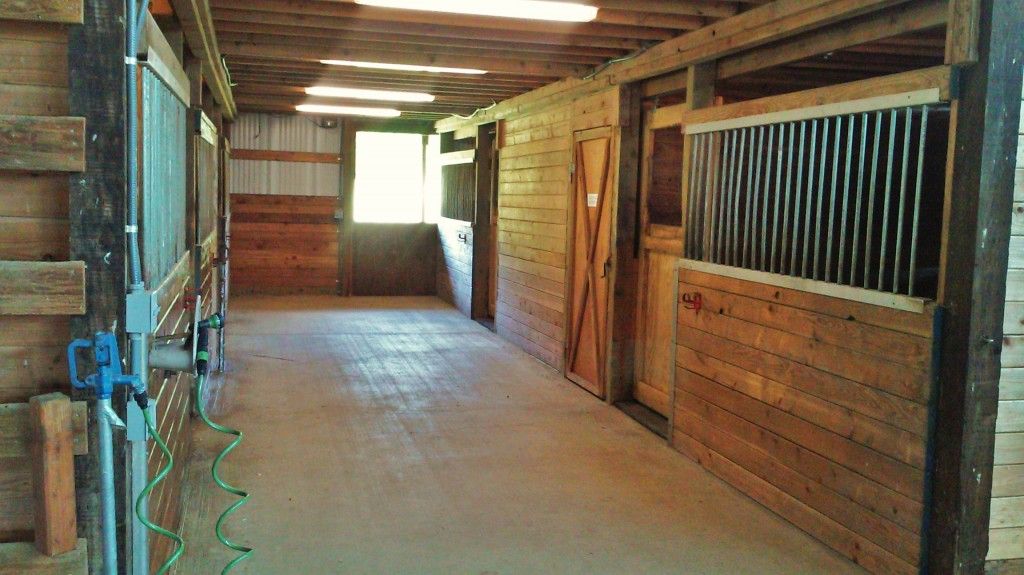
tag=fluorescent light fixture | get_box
[295,104,401,118]
[305,86,435,103]
[320,59,487,75]
[355,0,599,22]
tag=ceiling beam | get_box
[170,0,237,118]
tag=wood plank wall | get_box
[230,194,339,294]
[492,89,621,370]
[351,224,437,296]
[988,73,1024,567]
[437,218,473,315]
[674,268,938,574]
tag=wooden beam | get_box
[945,0,981,64]
[717,0,948,79]
[438,150,476,166]
[169,0,237,118]
[29,394,77,557]
[0,261,85,315]
[340,120,356,297]
[0,0,83,24]
[0,540,88,574]
[929,0,1024,571]
[232,149,340,164]
[0,116,85,172]
[67,1,128,572]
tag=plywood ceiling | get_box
[212,0,769,120]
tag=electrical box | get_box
[126,290,159,335]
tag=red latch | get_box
[183,288,198,312]
[681,292,702,314]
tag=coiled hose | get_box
[195,370,253,574]
[137,409,185,574]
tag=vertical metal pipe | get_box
[733,129,747,267]
[838,114,855,284]
[98,399,118,575]
[770,124,786,272]
[813,118,830,280]
[893,107,914,294]
[851,112,868,287]
[751,126,765,270]
[802,120,818,278]
[878,109,898,291]
[909,105,930,296]
[714,131,727,263]
[742,127,755,268]
[781,123,795,275]
[825,116,843,282]
[686,134,700,258]
[723,130,736,265]
[864,112,883,289]
[761,124,776,271]
[790,121,807,276]
[698,133,710,260]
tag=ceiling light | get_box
[295,104,401,118]
[355,0,599,22]
[320,59,487,75]
[305,86,435,103]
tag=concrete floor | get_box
[176,296,863,574]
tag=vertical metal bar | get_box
[707,132,719,261]
[813,118,830,280]
[686,133,700,258]
[742,127,755,268]
[781,123,795,275]
[723,129,737,265]
[700,133,711,260]
[770,123,786,273]
[801,120,818,278]
[751,126,765,270]
[761,124,775,271]
[838,114,855,284]
[851,112,868,286]
[909,106,929,296]
[893,107,914,294]
[878,109,898,291]
[733,128,746,267]
[716,131,730,263]
[864,112,882,289]
[790,121,807,276]
[825,116,843,282]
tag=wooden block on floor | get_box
[28,394,76,556]
[0,116,85,172]
[0,261,85,315]
[0,1,82,24]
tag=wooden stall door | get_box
[567,127,616,398]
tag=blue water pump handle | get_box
[67,338,94,390]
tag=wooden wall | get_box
[988,74,1024,566]
[674,267,937,574]
[230,194,339,295]
[437,218,473,315]
[351,224,437,296]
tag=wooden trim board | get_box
[0,0,83,24]
[0,116,86,172]
[231,148,340,164]
[0,261,86,315]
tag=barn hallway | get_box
[175,296,862,574]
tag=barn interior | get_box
[0,1,1022,574]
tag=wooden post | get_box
[929,0,1024,572]
[340,119,357,296]
[471,124,494,320]
[67,1,128,573]
[29,393,77,557]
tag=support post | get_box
[29,393,78,557]
[929,0,1024,571]
[340,119,357,296]
[68,1,128,573]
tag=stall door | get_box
[567,127,616,398]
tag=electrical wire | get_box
[195,372,253,574]
[137,409,185,575]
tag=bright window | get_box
[353,132,441,223]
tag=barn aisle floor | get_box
[175,296,862,574]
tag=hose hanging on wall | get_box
[136,410,185,575]
[195,316,254,574]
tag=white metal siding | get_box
[230,113,341,197]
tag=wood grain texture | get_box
[0,0,83,24]
[437,219,473,316]
[0,539,87,574]
[0,261,84,315]
[0,116,84,172]
[674,267,937,572]
[28,394,76,556]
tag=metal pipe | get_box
[752,126,765,270]
[825,116,843,282]
[98,398,118,575]
[878,109,898,291]
[851,113,868,286]
[813,118,830,280]
[781,123,795,274]
[791,121,807,276]
[864,112,882,289]
[733,129,747,267]
[838,114,855,284]
[761,125,775,271]
[802,120,818,278]
[687,134,701,259]
[909,106,930,295]
[893,107,913,294]
[770,123,785,273]
[743,127,755,268]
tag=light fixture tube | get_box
[295,104,402,118]
[355,0,599,22]
[305,86,436,103]
[320,59,488,75]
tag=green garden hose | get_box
[137,409,185,575]
[195,371,253,574]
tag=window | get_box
[353,131,441,223]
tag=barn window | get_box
[353,131,441,223]
[683,104,950,300]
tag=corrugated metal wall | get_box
[230,113,341,197]
[141,67,188,284]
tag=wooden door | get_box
[567,127,616,398]
[634,121,684,416]
[488,136,499,319]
